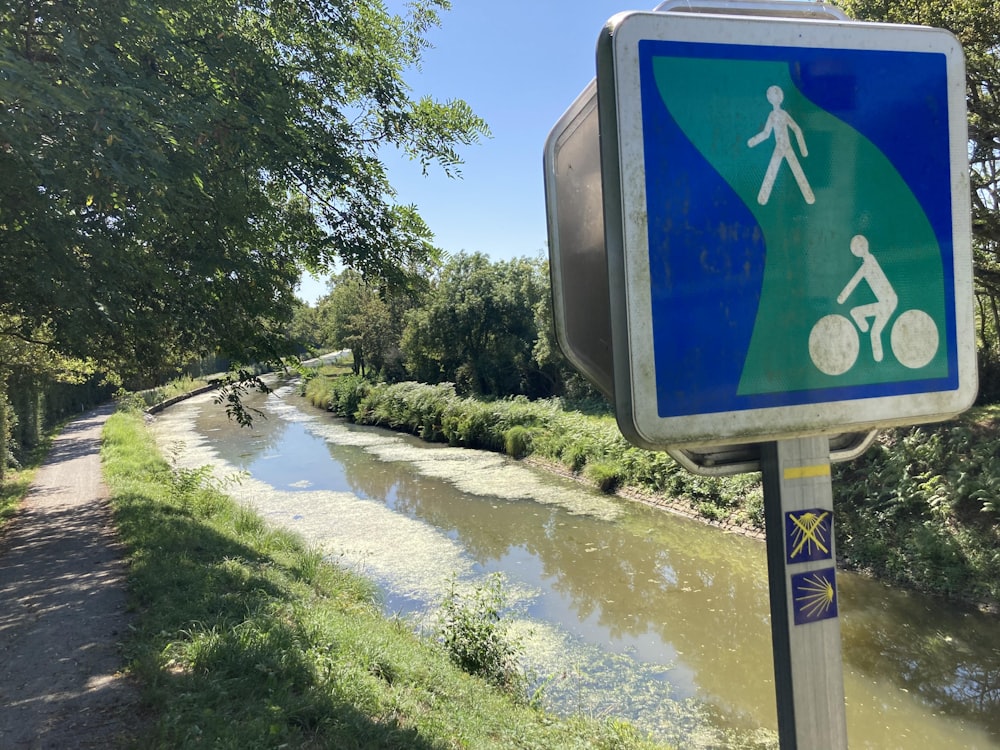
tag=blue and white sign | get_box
[598,12,976,450]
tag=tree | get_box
[530,271,605,402]
[318,270,421,379]
[0,0,488,388]
[0,317,94,480]
[400,253,553,397]
[285,300,322,356]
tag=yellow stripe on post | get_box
[783,464,832,480]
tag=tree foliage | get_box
[0,317,96,479]
[312,252,596,400]
[317,270,417,379]
[285,301,322,356]
[0,0,488,384]
[400,253,554,397]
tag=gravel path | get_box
[0,405,142,749]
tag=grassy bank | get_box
[0,424,60,525]
[303,372,1000,610]
[0,466,34,526]
[101,409,669,749]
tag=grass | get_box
[313,355,356,378]
[101,409,671,749]
[0,469,32,525]
[0,425,60,526]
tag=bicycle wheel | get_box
[809,314,859,376]
[890,309,939,369]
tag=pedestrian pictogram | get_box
[791,567,839,625]
[785,509,833,563]
[747,84,814,205]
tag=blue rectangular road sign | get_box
[597,12,976,450]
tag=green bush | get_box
[585,462,622,493]
[436,575,528,698]
[326,374,371,420]
[0,393,20,481]
[833,415,1000,603]
[738,487,766,528]
[443,399,497,449]
[503,426,533,458]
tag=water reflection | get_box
[180,386,1000,748]
[843,576,1000,729]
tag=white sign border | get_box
[605,11,976,449]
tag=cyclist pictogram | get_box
[808,235,940,376]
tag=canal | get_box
[151,384,1000,748]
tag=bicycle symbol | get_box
[808,235,939,376]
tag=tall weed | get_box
[834,419,1000,604]
[436,575,529,699]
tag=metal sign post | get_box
[761,437,846,749]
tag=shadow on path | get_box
[0,404,141,749]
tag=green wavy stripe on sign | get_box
[651,56,947,395]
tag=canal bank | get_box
[103,406,661,749]
[152,384,1000,748]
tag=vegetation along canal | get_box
[152,383,1000,749]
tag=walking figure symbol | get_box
[747,85,815,205]
[809,235,940,376]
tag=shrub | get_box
[436,575,527,698]
[738,487,766,528]
[503,426,533,458]
[584,462,622,493]
[0,394,19,471]
[562,445,589,473]
[326,375,371,420]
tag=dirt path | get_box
[0,405,142,749]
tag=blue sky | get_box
[298,0,649,303]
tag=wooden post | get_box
[761,437,848,749]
